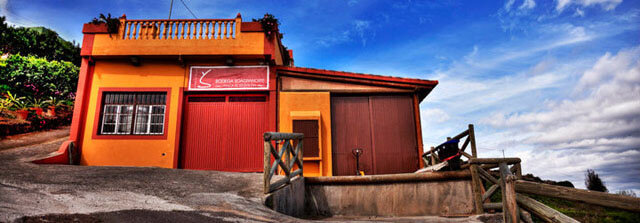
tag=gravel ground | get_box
[0,131,501,223]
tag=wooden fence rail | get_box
[428,125,627,222]
[422,124,477,168]
[470,158,527,222]
[472,157,583,223]
[263,132,304,194]
[515,180,640,212]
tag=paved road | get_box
[0,131,500,223]
[0,135,298,222]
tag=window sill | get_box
[92,134,168,140]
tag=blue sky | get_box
[2,0,639,193]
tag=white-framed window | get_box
[101,105,134,134]
[99,92,167,135]
[133,105,165,134]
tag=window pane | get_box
[121,105,134,114]
[104,105,118,113]
[150,115,163,124]
[151,106,165,114]
[150,124,163,134]
[103,115,116,124]
[119,114,132,124]
[134,123,148,134]
[137,105,150,114]
[102,124,115,134]
[136,114,149,124]
[117,124,130,133]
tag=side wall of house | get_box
[278,92,333,176]
[80,60,185,168]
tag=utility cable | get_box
[168,0,174,19]
[179,0,198,19]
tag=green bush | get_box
[0,54,79,101]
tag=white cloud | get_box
[314,20,372,47]
[316,30,351,47]
[353,20,371,46]
[484,46,640,191]
[556,0,623,12]
[576,47,640,90]
[0,0,7,16]
[421,108,450,123]
[519,0,536,10]
[505,0,516,11]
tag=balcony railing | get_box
[120,18,238,40]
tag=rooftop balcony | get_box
[82,14,282,62]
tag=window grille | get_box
[99,92,167,135]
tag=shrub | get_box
[585,169,608,192]
[0,54,78,101]
[89,13,120,34]
[616,190,637,198]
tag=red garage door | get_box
[180,95,268,171]
[331,94,419,176]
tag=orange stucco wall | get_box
[80,60,186,168]
[278,92,333,176]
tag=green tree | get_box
[0,16,80,66]
[585,169,608,192]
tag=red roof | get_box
[276,66,438,86]
[275,66,438,101]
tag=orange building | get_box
[42,14,438,177]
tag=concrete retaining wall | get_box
[304,178,475,217]
[263,176,305,217]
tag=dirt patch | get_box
[0,126,69,151]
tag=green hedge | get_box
[0,54,79,100]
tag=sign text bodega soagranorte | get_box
[189,66,269,90]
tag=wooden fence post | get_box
[468,124,477,158]
[500,162,519,223]
[263,140,271,194]
[470,164,484,214]
[430,146,436,165]
[263,132,304,194]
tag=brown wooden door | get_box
[331,95,419,176]
[331,96,374,176]
[370,95,419,174]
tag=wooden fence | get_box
[469,158,583,223]
[430,124,582,223]
[263,132,304,194]
[422,124,478,169]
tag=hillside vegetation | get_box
[0,16,80,66]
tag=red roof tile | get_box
[275,66,438,87]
